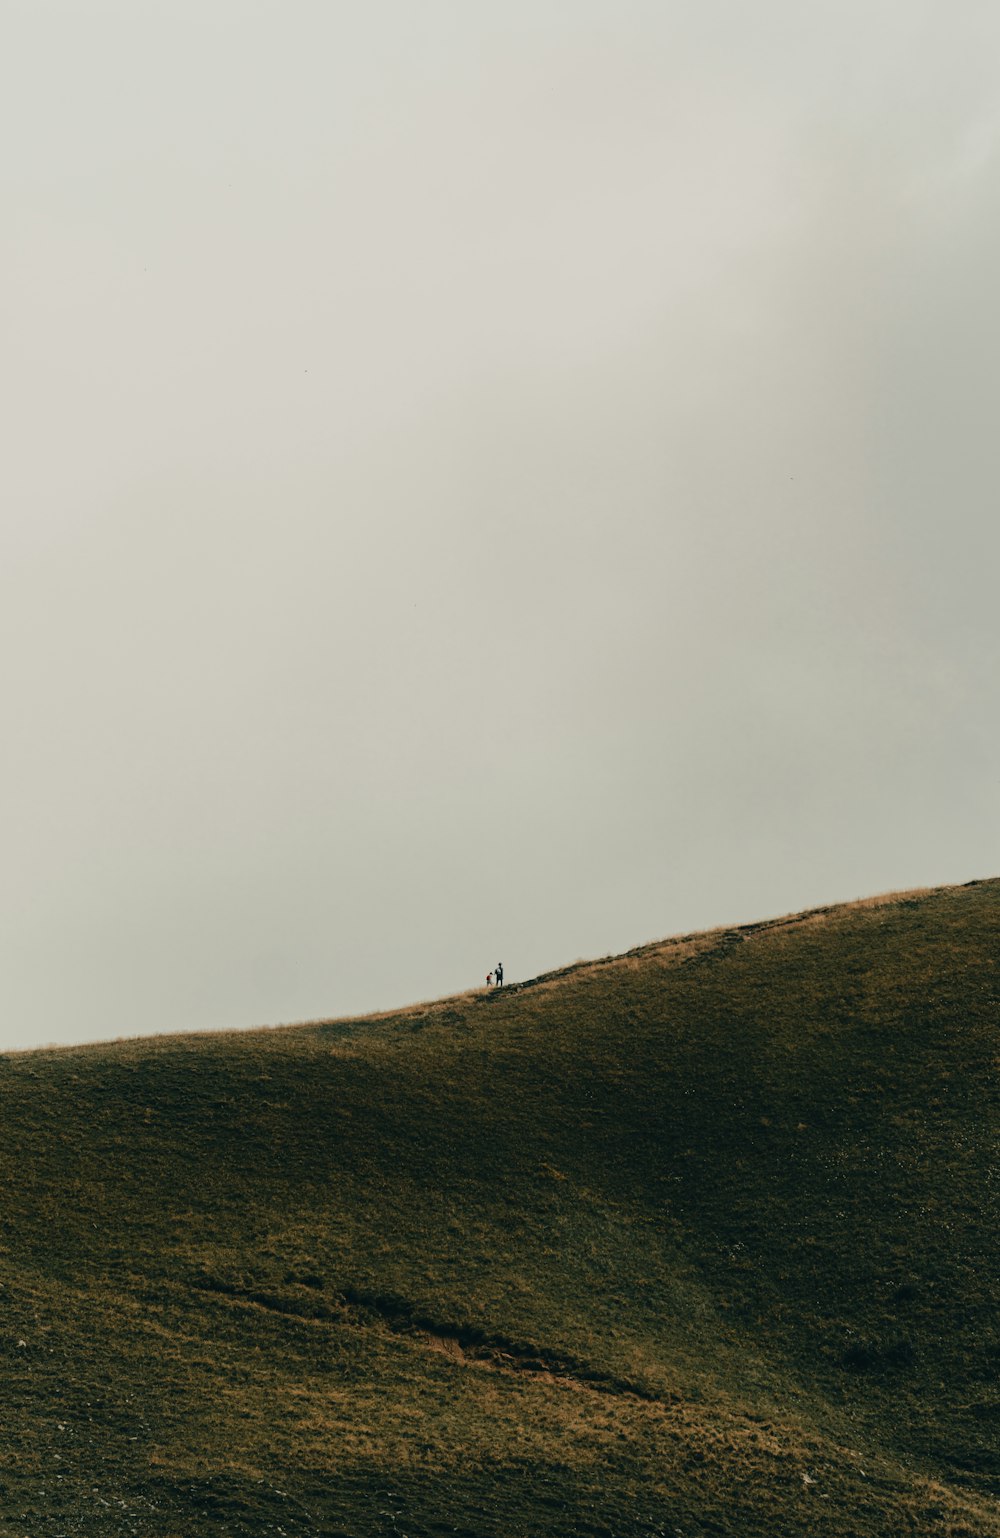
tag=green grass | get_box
[0,879,997,1535]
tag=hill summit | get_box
[1,879,998,1536]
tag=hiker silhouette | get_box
[496,962,504,988]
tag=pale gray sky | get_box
[3,2,999,1050]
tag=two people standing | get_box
[486,962,504,989]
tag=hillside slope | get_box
[0,880,997,1536]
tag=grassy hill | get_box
[0,879,998,1537]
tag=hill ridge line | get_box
[335,875,997,1028]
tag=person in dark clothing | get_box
[496,962,504,987]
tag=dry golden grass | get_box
[0,878,996,1535]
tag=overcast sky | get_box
[3,1,998,1051]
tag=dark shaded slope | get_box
[0,880,996,1536]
